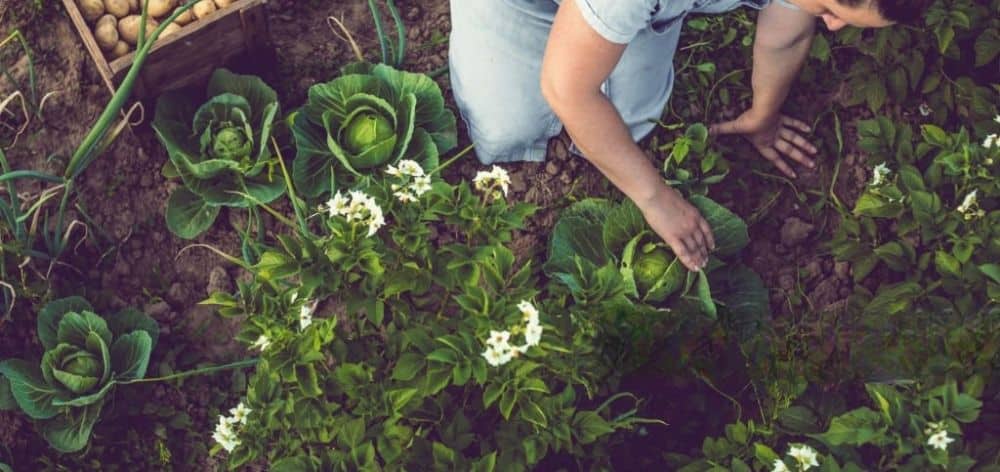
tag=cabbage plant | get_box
[153,69,284,239]
[544,196,767,322]
[291,63,457,197]
[0,297,158,452]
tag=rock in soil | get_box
[207,266,234,297]
[780,217,815,247]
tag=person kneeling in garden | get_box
[449,0,929,271]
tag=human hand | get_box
[636,185,715,271]
[710,110,818,179]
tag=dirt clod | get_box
[780,217,815,247]
[207,266,233,297]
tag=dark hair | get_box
[837,0,932,24]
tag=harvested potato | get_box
[172,6,194,25]
[147,0,175,17]
[104,0,129,17]
[118,15,158,45]
[161,22,182,37]
[127,0,137,11]
[94,15,119,51]
[213,0,233,8]
[110,40,131,59]
[78,0,105,22]
[192,0,216,19]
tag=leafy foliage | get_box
[153,68,284,239]
[291,63,457,198]
[0,297,158,452]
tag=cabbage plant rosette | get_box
[0,297,158,452]
[153,68,283,239]
[291,63,457,198]
[545,196,767,322]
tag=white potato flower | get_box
[250,334,271,352]
[412,175,433,196]
[870,162,891,187]
[397,159,425,177]
[394,190,418,204]
[787,444,819,470]
[229,402,251,425]
[771,459,791,472]
[928,430,955,450]
[487,330,512,348]
[524,323,543,347]
[482,346,508,367]
[213,415,241,452]
[983,134,998,149]
[473,165,512,198]
[517,300,539,323]
[299,303,314,331]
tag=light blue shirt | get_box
[571,0,799,44]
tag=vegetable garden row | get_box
[0,0,997,470]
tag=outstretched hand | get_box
[637,186,715,272]
[711,110,818,179]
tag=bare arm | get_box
[541,0,714,271]
[712,2,820,178]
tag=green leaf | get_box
[165,187,220,240]
[813,407,884,446]
[696,271,717,319]
[371,64,457,152]
[38,297,94,351]
[935,251,961,277]
[0,375,14,410]
[974,29,1000,67]
[499,389,517,420]
[602,199,647,254]
[520,399,547,428]
[573,411,616,444]
[38,402,103,453]
[713,264,770,341]
[426,348,459,365]
[779,406,820,433]
[0,359,67,419]
[545,199,614,276]
[387,388,420,413]
[57,311,112,350]
[978,264,1000,284]
[483,383,503,408]
[291,111,336,198]
[271,456,318,472]
[207,68,280,127]
[689,195,749,256]
[340,417,366,448]
[107,308,160,351]
[391,353,425,381]
[111,330,153,380]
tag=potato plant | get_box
[203,160,657,469]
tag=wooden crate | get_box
[62,0,270,98]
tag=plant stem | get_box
[431,144,475,175]
[121,358,258,385]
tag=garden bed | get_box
[0,0,996,469]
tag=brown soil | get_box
[0,0,873,468]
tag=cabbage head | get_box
[0,297,158,452]
[153,69,284,239]
[291,63,457,198]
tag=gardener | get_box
[449,0,928,271]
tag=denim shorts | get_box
[448,0,795,164]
